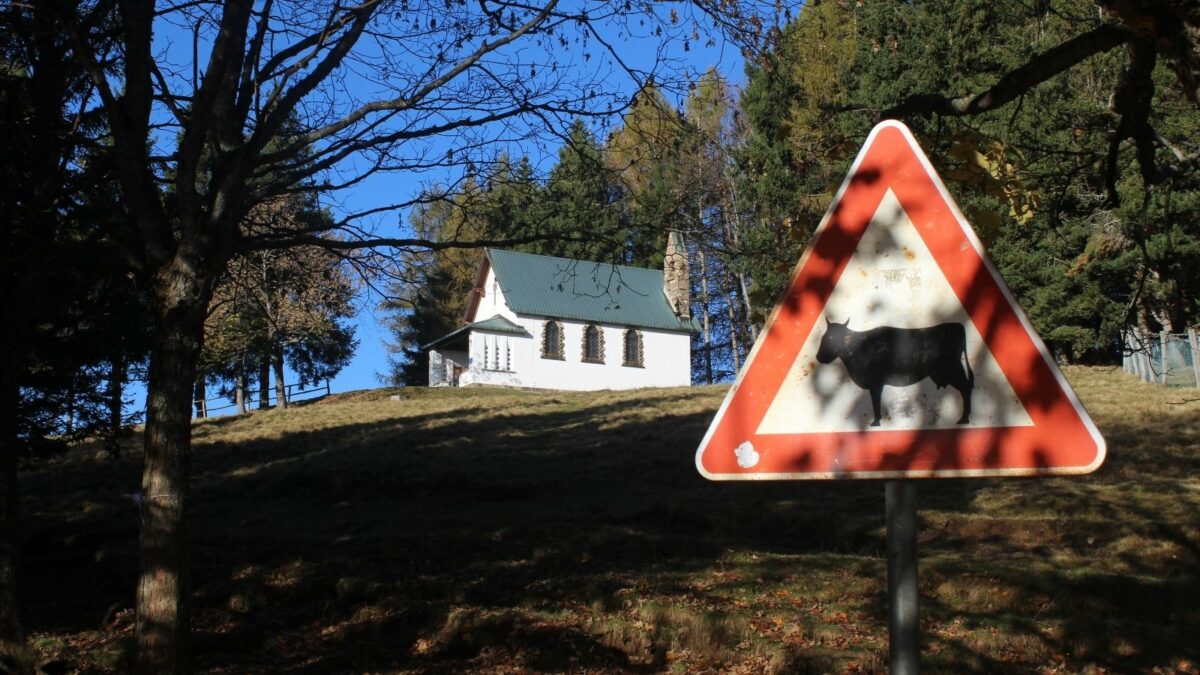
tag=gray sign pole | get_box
[886,480,919,675]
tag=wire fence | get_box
[194,380,332,418]
[1122,329,1200,388]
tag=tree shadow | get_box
[18,375,1199,672]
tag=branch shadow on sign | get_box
[746,177,1087,478]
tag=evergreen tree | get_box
[200,195,358,410]
[383,187,485,386]
[538,120,630,262]
[736,0,1200,361]
[0,5,150,666]
[383,264,468,386]
[483,156,544,249]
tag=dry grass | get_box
[18,367,1200,673]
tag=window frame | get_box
[541,320,565,360]
[581,324,605,364]
[622,328,644,368]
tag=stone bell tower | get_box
[663,231,691,320]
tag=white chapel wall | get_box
[467,316,689,390]
[470,264,520,322]
[429,349,468,386]
[463,331,528,387]
[463,259,692,390]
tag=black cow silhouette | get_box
[815,318,974,427]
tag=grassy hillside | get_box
[19,367,1200,673]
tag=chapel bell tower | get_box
[663,231,691,320]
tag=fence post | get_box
[1189,328,1200,389]
[1132,329,1142,381]
[1142,329,1152,381]
[1123,332,1133,375]
[194,379,207,419]
[1160,331,1170,385]
[1134,330,1142,377]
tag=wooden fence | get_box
[1122,329,1200,387]
[194,380,332,418]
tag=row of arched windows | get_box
[541,321,643,367]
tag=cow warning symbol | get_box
[815,319,973,427]
[695,120,1105,480]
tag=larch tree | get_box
[678,70,757,382]
[604,86,689,266]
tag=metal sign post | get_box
[886,480,919,675]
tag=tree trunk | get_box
[65,373,76,436]
[257,359,270,409]
[0,359,33,675]
[234,372,246,415]
[723,278,741,373]
[737,271,757,341]
[697,249,714,385]
[108,354,125,435]
[105,354,126,458]
[272,345,287,410]
[719,183,757,343]
[136,292,207,675]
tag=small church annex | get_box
[424,234,697,390]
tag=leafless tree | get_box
[50,0,769,672]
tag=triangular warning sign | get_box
[696,121,1105,480]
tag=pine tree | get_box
[539,120,630,262]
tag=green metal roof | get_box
[486,249,698,332]
[423,314,528,351]
[470,314,528,335]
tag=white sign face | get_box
[757,190,1033,434]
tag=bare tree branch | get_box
[1105,38,1158,204]
[883,23,1132,119]
[258,0,560,164]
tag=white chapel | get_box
[424,233,697,390]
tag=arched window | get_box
[541,320,564,360]
[622,329,643,367]
[582,324,605,363]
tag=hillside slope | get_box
[19,368,1200,673]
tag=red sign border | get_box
[695,121,1106,480]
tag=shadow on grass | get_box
[18,378,1200,673]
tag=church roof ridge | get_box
[484,248,697,332]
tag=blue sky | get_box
[131,5,753,415]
